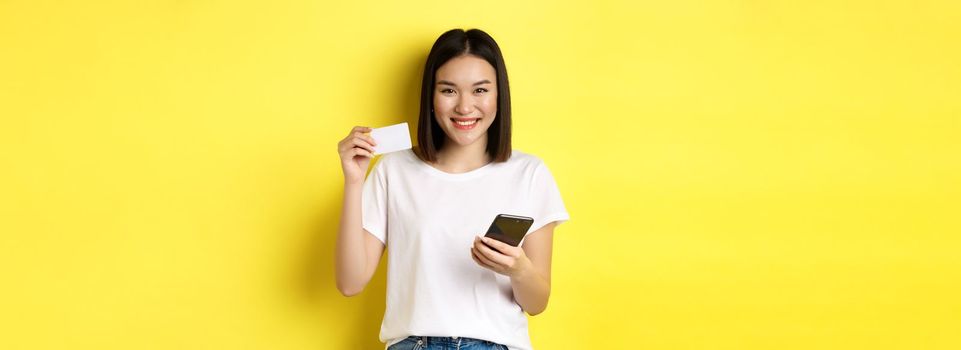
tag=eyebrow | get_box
[437,79,492,87]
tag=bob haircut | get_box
[415,28,512,163]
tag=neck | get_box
[434,135,491,173]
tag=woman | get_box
[335,28,569,350]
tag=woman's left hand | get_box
[471,235,532,277]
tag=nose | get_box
[454,95,473,115]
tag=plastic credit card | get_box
[370,122,412,155]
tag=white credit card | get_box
[370,122,412,155]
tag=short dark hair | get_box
[415,28,512,163]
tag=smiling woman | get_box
[434,57,496,140]
[334,28,570,350]
[416,29,513,165]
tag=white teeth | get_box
[454,119,478,126]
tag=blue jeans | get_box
[387,336,508,350]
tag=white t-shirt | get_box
[361,149,570,350]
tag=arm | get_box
[334,182,386,297]
[471,222,556,315]
[334,126,386,297]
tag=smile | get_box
[451,118,480,130]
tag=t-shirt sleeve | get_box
[361,160,388,244]
[527,161,570,234]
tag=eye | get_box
[439,88,455,95]
[474,88,488,94]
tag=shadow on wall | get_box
[292,41,426,348]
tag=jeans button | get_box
[417,340,424,345]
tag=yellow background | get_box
[2,0,959,349]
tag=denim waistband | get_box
[405,335,496,347]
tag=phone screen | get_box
[485,214,534,247]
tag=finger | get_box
[351,126,372,134]
[349,138,376,153]
[474,239,511,266]
[471,248,496,271]
[470,248,487,267]
[347,133,378,151]
[338,143,368,157]
[351,147,374,158]
[480,236,515,256]
[474,249,507,271]
[350,131,377,146]
[472,247,503,270]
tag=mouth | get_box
[451,117,481,130]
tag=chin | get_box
[446,127,489,146]
[447,134,480,147]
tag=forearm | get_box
[334,182,366,295]
[510,261,551,315]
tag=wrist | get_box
[509,256,536,280]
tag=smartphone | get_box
[484,214,534,247]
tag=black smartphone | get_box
[484,214,534,247]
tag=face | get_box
[433,54,498,148]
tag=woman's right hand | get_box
[337,126,378,185]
